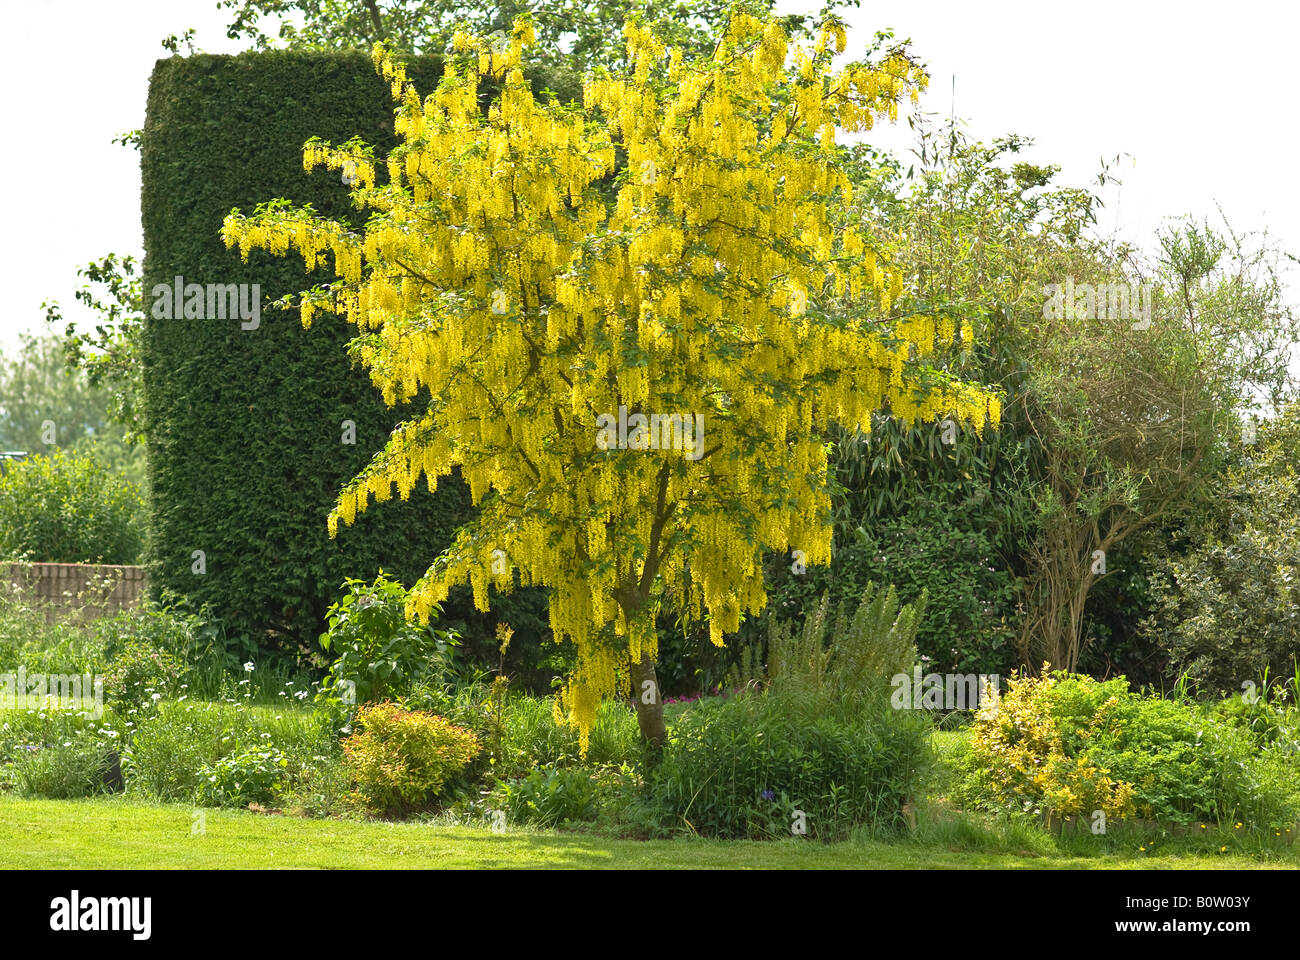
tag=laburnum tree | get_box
[222,13,1002,750]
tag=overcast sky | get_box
[1,0,1295,353]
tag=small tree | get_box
[223,15,1000,748]
[43,254,147,446]
[1018,218,1298,672]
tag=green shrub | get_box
[317,573,458,709]
[650,691,930,840]
[957,671,1300,830]
[1141,410,1300,692]
[122,701,245,801]
[651,584,932,840]
[342,701,479,813]
[102,639,184,712]
[490,765,603,827]
[486,763,639,829]
[195,747,290,808]
[0,449,143,564]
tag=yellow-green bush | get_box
[963,671,1136,820]
[342,702,479,813]
[958,671,1300,830]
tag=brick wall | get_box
[1,563,147,624]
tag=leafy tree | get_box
[774,124,1098,676]
[0,332,143,485]
[1017,218,1298,671]
[43,253,146,445]
[831,118,1298,676]
[210,0,861,68]
[221,16,1001,747]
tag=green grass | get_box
[0,795,1294,869]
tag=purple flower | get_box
[761,789,775,801]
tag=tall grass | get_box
[650,583,933,840]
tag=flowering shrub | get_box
[316,573,458,713]
[342,702,479,813]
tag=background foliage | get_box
[0,449,144,564]
[140,50,575,658]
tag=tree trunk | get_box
[629,656,666,751]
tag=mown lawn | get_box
[1,796,1294,869]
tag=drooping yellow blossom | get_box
[222,15,1000,750]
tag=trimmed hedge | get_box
[140,51,575,655]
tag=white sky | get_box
[1,0,1296,353]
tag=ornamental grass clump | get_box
[649,584,932,839]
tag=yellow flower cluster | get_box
[221,15,1000,749]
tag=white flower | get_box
[243,661,255,673]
